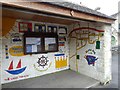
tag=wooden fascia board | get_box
[1,1,115,24]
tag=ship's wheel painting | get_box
[33,55,52,72]
[5,59,27,75]
[37,55,49,68]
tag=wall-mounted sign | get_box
[18,22,32,32]
[9,46,24,56]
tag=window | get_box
[26,37,42,53]
[45,38,57,51]
[23,32,58,54]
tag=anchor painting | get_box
[5,60,27,75]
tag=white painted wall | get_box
[118,2,120,46]
[0,26,2,89]
[1,19,69,84]
[1,18,112,85]
[102,24,112,84]
[68,21,112,84]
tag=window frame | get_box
[23,32,58,55]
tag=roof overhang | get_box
[1,1,115,24]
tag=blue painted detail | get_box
[13,39,22,42]
[5,67,27,75]
[54,54,65,56]
[85,55,98,66]
[6,56,9,59]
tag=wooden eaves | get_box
[1,1,116,24]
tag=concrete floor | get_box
[2,70,99,88]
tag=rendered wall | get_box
[1,18,69,84]
[0,34,1,89]
[68,21,112,84]
[118,2,120,46]
[103,25,112,84]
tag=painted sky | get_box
[66,0,120,16]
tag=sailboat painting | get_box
[5,59,27,75]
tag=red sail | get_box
[16,59,21,68]
[8,61,13,70]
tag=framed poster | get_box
[25,37,42,53]
[47,26,57,33]
[45,38,57,51]
[18,22,32,32]
[34,24,46,32]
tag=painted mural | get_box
[54,54,68,69]
[2,19,69,84]
[69,26,104,71]
[5,60,27,75]
[84,49,98,66]
[58,27,67,54]
[9,46,24,56]
[69,27,104,59]
[5,45,9,59]
[33,55,52,72]
[4,75,29,82]
[18,22,32,32]
[4,59,29,82]
[11,33,22,44]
